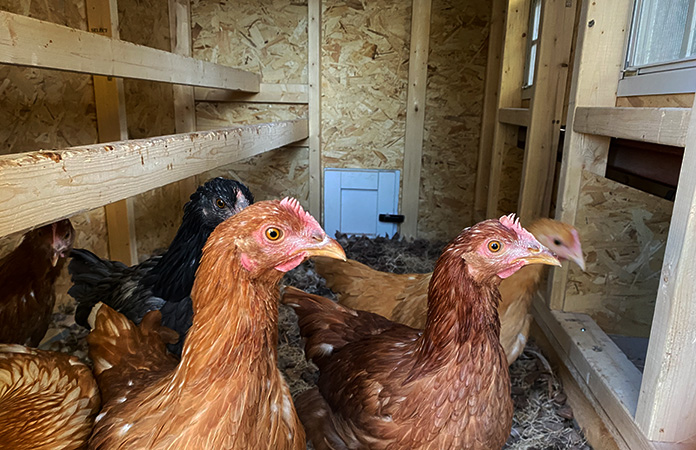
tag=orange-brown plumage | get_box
[0,344,100,450]
[284,216,561,449]
[0,220,74,346]
[86,198,345,450]
[315,218,584,365]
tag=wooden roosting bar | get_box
[476,0,696,448]
[0,0,321,252]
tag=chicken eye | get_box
[265,227,282,241]
[553,239,562,246]
[487,240,502,252]
[215,198,226,209]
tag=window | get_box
[619,0,696,95]
[522,0,542,98]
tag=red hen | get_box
[283,214,561,450]
[0,219,74,346]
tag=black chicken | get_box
[68,177,253,355]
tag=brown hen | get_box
[0,219,74,346]
[0,344,100,450]
[87,198,346,450]
[315,218,584,364]
[283,215,561,450]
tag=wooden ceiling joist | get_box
[0,120,308,238]
[0,10,260,92]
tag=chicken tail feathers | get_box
[68,249,127,327]
[87,303,178,404]
[281,286,399,367]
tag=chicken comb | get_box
[279,197,317,227]
[499,213,536,242]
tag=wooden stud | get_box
[635,96,696,443]
[485,0,531,218]
[195,84,309,104]
[547,0,633,311]
[473,0,506,222]
[401,0,433,239]
[573,107,690,147]
[517,0,577,221]
[0,120,309,238]
[86,0,137,265]
[168,0,199,210]
[0,10,260,92]
[308,0,321,220]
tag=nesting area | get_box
[44,232,588,450]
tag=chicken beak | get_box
[304,235,346,261]
[51,251,60,267]
[518,247,562,268]
[569,251,586,271]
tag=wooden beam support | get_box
[401,0,432,239]
[307,0,321,220]
[486,0,531,218]
[0,10,260,91]
[86,0,137,265]
[0,120,308,238]
[195,84,309,104]
[517,0,577,221]
[547,0,633,310]
[574,107,690,147]
[532,296,655,450]
[168,0,200,209]
[497,107,530,127]
[473,0,506,222]
[635,96,696,444]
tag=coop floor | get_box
[43,232,591,450]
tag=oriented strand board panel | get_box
[191,0,307,84]
[564,171,673,337]
[117,0,180,260]
[321,0,410,172]
[497,140,524,217]
[197,102,310,205]
[417,0,491,240]
[0,0,103,312]
[0,1,97,156]
[191,0,309,208]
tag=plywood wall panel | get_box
[417,0,491,240]
[191,0,307,84]
[564,171,673,337]
[320,0,410,171]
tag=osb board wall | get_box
[118,0,179,261]
[564,170,673,338]
[191,0,308,84]
[196,103,310,203]
[0,0,97,155]
[191,0,309,206]
[0,0,107,311]
[321,0,409,172]
[418,0,491,240]
[497,138,524,217]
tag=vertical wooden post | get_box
[485,0,530,218]
[473,0,506,223]
[516,0,577,221]
[308,0,322,220]
[86,0,138,265]
[168,0,199,207]
[401,0,432,239]
[546,0,632,310]
[635,96,696,443]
